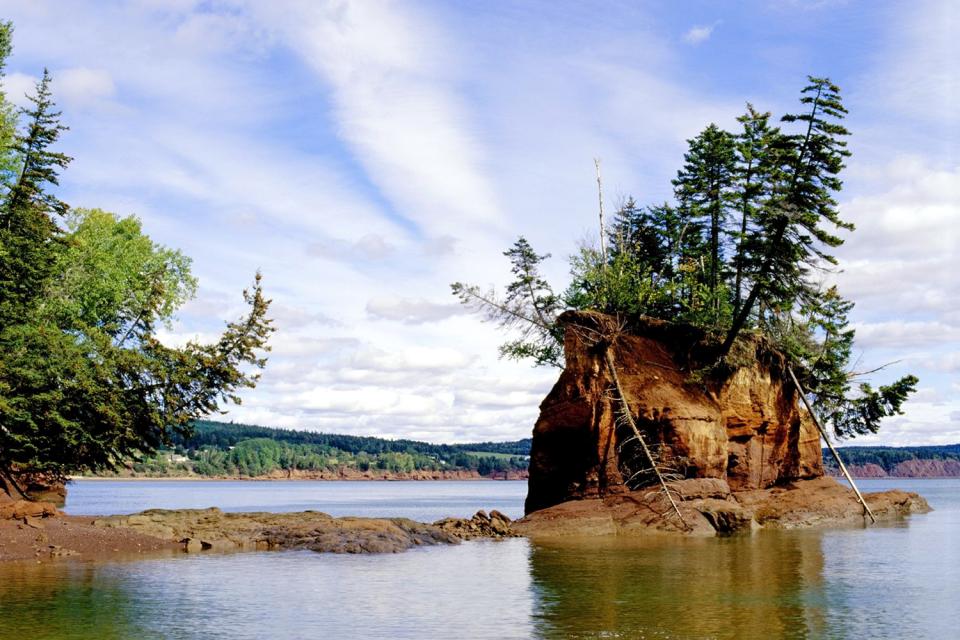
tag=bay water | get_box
[0,478,957,639]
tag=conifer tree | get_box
[731,105,781,316]
[720,77,852,356]
[452,237,563,367]
[672,124,737,323]
[0,30,274,490]
[0,70,70,330]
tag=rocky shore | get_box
[514,477,930,538]
[1,475,932,563]
[1,504,517,562]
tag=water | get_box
[63,479,529,521]
[1,478,957,639]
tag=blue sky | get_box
[0,0,956,445]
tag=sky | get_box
[0,0,956,446]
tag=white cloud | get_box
[252,0,506,241]
[683,24,716,45]
[55,67,115,105]
[365,296,465,325]
[1,71,36,107]
[852,321,960,350]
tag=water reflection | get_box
[0,560,149,640]
[530,532,828,640]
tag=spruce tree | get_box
[672,124,737,323]
[0,70,70,330]
[720,76,853,356]
[731,105,782,316]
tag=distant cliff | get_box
[825,446,960,478]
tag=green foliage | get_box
[453,76,918,439]
[0,21,19,192]
[672,124,738,324]
[0,27,274,484]
[90,421,531,478]
[47,209,198,335]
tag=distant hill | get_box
[89,420,532,480]
[92,420,959,480]
[826,444,960,478]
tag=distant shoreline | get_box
[69,474,528,483]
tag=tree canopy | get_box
[0,24,273,490]
[453,76,917,439]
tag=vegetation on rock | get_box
[454,76,917,440]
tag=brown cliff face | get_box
[525,311,823,515]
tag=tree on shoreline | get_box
[0,24,273,495]
[452,76,917,439]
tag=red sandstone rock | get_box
[526,311,823,515]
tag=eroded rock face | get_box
[525,311,823,515]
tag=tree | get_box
[0,21,19,191]
[720,77,853,356]
[731,105,782,316]
[451,236,564,367]
[0,55,273,491]
[453,75,917,440]
[0,71,71,333]
[672,124,737,323]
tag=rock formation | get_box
[92,508,517,555]
[526,311,823,515]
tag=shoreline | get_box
[68,474,959,482]
[69,475,528,482]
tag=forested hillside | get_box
[91,421,531,479]
[91,419,960,479]
[826,445,960,477]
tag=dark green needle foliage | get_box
[0,26,273,488]
[454,76,916,439]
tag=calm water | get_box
[63,479,528,521]
[0,478,957,639]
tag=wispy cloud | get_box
[683,23,716,45]
[0,0,953,444]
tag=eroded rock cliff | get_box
[525,311,823,515]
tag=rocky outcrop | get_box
[514,477,931,538]
[434,509,517,540]
[93,508,516,554]
[0,499,59,521]
[526,311,823,515]
[1,469,66,507]
[845,459,960,478]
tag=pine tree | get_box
[720,76,853,356]
[0,70,70,330]
[452,237,563,367]
[4,69,71,221]
[731,105,782,317]
[672,124,737,323]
